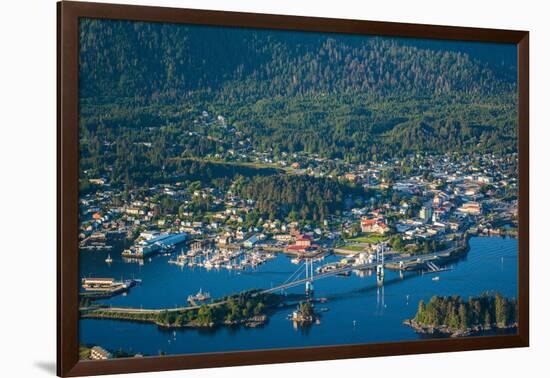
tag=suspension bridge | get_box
[80,242,466,317]
[261,242,466,295]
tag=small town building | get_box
[88,178,106,186]
[81,278,115,290]
[360,218,389,234]
[90,346,113,360]
[218,236,231,245]
[286,234,318,253]
[244,235,259,248]
[458,202,482,215]
[419,206,433,222]
[273,233,292,242]
[90,346,112,360]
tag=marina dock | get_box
[81,277,140,299]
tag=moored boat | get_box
[187,288,211,303]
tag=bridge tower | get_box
[305,257,314,298]
[376,244,385,286]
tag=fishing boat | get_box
[105,254,113,264]
[432,276,440,281]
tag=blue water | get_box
[79,236,518,356]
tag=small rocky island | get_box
[290,301,321,327]
[404,293,518,337]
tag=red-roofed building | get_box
[458,202,482,215]
[286,234,318,253]
[295,234,312,247]
[361,218,389,235]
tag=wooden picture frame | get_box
[57,1,529,376]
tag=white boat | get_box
[432,276,440,281]
[187,288,211,303]
[105,254,113,264]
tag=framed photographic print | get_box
[57,1,529,376]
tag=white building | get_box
[90,346,112,360]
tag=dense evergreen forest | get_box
[78,18,518,189]
[414,293,518,331]
[79,19,515,100]
[235,174,364,222]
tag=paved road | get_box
[81,299,228,315]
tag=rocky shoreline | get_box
[158,314,269,329]
[83,311,269,329]
[403,318,518,338]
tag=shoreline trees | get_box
[413,293,518,332]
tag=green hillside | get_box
[78,18,517,187]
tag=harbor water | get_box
[79,236,518,356]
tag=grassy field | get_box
[345,234,389,244]
[338,245,366,252]
[175,157,285,172]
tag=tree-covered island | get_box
[405,293,518,337]
[81,290,287,329]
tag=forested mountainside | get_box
[78,18,517,187]
[79,19,515,101]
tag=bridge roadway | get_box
[81,243,465,315]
